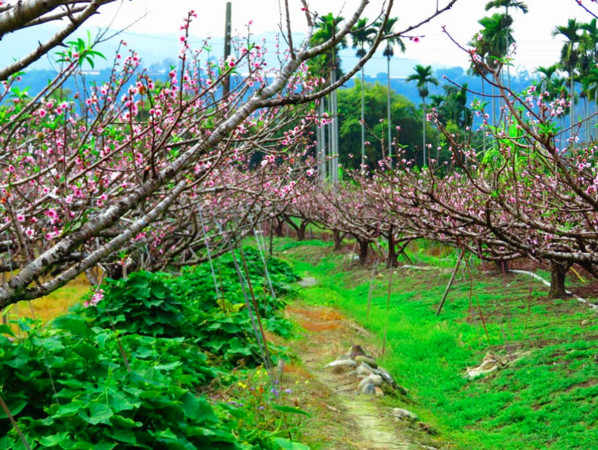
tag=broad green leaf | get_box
[0,324,15,337]
[181,392,218,424]
[53,316,95,337]
[110,414,142,429]
[40,432,71,447]
[73,343,100,360]
[55,400,85,418]
[272,405,311,417]
[273,438,311,449]
[228,337,253,356]
[86,401,113,425]
[104,427,137,444]
[154,361,182,371]
[108,390,141,412]
[0,398,26,419]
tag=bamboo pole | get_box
[366,259,379,322]
[0,393,31,450]
[435,248,465,316]
[381,267,394,356]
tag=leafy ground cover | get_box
[0,246,308,449]
[277,237,598,449]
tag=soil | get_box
[286,303,443,449]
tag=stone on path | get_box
[358,374,383,389]
[324,358,357,370]
[466,352,507,379]
[297,277,317,287]
[354,354,378,368]
[361,383,376,394]
[392,408,418,421]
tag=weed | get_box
[282,240,598,449]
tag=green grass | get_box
[277,238,598,449]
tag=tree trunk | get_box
[548,260,570,299]
[494,260,509,275]
[358,238,369,263]
[297,221,308,241]
[387,55,392,165]
[274,217,285,237]
[333,230,343,251]
[570,75,575,140]
[283,216,308,241]
[422,98,426,165]
[386,230,398,268]
[361,67,366,168]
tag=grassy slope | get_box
[277,238,598,449]
[3,274,89,325]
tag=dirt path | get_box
[287,302,441,450]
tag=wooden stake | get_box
[348,240,357,266]
[222,2,232,97]
[436,248,466,316]
[238,247,274,375]
[475,295,491,344]
[466,260,477,327]
[366,259,378,322]
[381,267,394,356]
[0,392,31,450]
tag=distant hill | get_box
[5,23,537,127]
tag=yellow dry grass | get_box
[3,274,91,324]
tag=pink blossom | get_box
[85,289,104,308]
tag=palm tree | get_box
[312,13,347,183]
[469,31,494,151]
[484,0,528,88]
[552,19,583,135]
[580,19,598,141]
[535,65,558,92]
[351,18,377,168]
[476,13,514,126]
[406,64,438,166]
[581,67,598,141]
[442,83,472,129]
[429,94,445,111]
[580,19,598,72]
[376,17,404,166]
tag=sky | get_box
[79,0,593,73]
[2,0,595,75]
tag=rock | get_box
[354,355,378,368]
[356,364,375,376]
[297,277,317,287]
[374,386,384,396]
[369,374,383,387]
[360,382,376,394]
[466,352,507,379]
[358,374,383,389]
[392,407,417,421]
[374,365,395,386]
[582,319,590,326]
[324,359,358,369]
[418,422,438,435]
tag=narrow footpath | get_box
[286,287,443,450]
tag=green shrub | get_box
[85,271,190,338]
[0,246,303,448]
[0,318,236,449]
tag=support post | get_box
[222,2,232,97]
[435,248,466,316]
